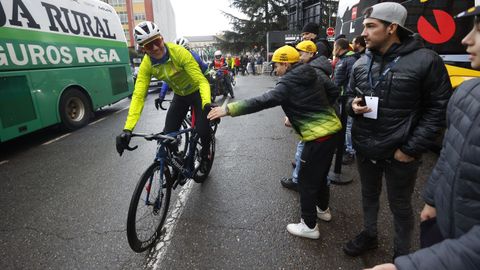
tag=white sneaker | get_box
[286,219,320,239]
[316,207,332,222]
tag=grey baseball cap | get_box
[364,2,414,34]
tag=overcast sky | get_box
[170,0,245,37]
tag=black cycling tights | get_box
[163,91,210,157]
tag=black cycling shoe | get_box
[280,177,298,191]
[343,231,378,256]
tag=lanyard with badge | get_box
[363,55,401,119]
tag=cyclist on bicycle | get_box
[116,21,213,171]
[154,36,210,109]
[211,50,234,98]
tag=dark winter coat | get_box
[346,37,452,160]
[395,78,480,270]
[227,63,341,141]
[309,55,340,106]
[333,51,357,92]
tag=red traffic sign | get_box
[326,27,335,37]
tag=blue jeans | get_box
[292,141,304,183]
[345,116,355,155]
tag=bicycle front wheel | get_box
[126,162,172,253]
[193,131,216,183]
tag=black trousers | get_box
[298,135,338,228]
[356,153,420,255]
[163,91,210,156]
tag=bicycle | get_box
[125,101,218,253]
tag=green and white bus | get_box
[0,0,133,142]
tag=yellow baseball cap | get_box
[272,45,300,63]
[296,40,317,53]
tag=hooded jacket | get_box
[346,37,452,160]
[334,50,357,92]
[395,79,480,270]
[309,55,340,106]
[227,63,341,141]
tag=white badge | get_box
[363,96,379,119]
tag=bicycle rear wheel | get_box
[126,162,172,252]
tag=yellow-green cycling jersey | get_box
[124,43,211,131]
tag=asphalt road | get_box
[0,74,439,269]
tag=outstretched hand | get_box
[364,263,397,270]
[207,106,228,120]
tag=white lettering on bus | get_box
[76,47,120,63]
[46,45,61,64]
[60,47,73,64]
[28,44,48,65]
[0,46,8,66]
[76,47,94,63]
[109,49,120,62]
[94,48,108,62]
[7,43,29,65]
[0,43,120,66]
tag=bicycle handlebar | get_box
[123,132,178,153]
[158,99,172,111]
[131,132,177,142]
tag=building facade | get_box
[101,0,176,47]
[287,0,339,38]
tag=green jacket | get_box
[124,43,211,131]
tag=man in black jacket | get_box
[343,2,451,259]
[367,6,480,270]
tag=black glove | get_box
[204,103,217,115]
[116,130,132,156]
[154,98,163,110]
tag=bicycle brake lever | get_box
[125,145,138,151]
[160,101,168,110]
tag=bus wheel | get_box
[59,88,92,130]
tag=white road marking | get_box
[89,117,107,125]
[148,180,194,270]
[42,133,71,145]
[114,106,129,114]
[0,160,9,165]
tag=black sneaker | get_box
[343,231,378,256]
[280,177,298,191]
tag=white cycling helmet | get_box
[134,21,161,45]
[214,50,222,58]
[175,37,190,49]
